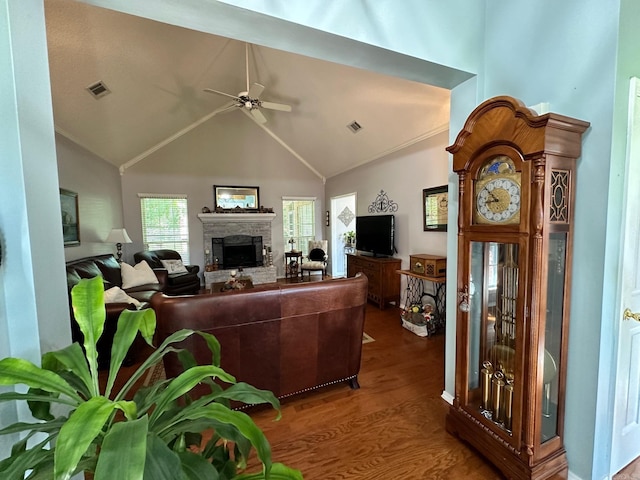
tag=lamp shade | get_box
[105,228,132,244]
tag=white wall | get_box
[326,131,450,289]
[56,134,125,262]
[121,111,324,277]
[0,0,70,456]
[480,2,619,478]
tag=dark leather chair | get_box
[134,249,200,295]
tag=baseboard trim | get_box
[441,390,454,405]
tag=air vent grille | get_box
[86,81,111,99]
[347,121,363,133]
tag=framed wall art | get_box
[60,188,80,246]
[423,185,448,231]
[214,185,260,211]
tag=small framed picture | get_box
[60,188,80,246]
[423,185,448,232]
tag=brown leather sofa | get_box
[133,249,200,295]
[66,254,164,368]
[151,273,368,400]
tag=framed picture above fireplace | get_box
[214,185,260,211]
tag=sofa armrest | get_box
[186,264,200,274]
[153,269,169,287]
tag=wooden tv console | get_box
[346,254,401,310]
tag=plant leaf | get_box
[181,404,272,473]
[54,396,116,480]
[149,366,236,426]
[0,417,67,436]
[0,436,53,480]
[70,276,106,394]
[105,308,155,398]
[142,433,185,480]
[0,358,81,403]
[212,383,281,418]
[94,416,148,480]
[42,343,93,397]
[196,332,221,367]
[178,450,219,480]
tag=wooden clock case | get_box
[445,96,589,480]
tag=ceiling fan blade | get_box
[204,88,241,101]
[250,108,267,124]
[248,82,265,99]
[212,101,240,115]
[260,101,292,112]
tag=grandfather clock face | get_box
[474,156,522,225]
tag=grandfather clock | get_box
[445,96,589,479]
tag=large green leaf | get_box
[42,343,93,397]
[211,383,281,417]
[70,276,106,393]
[105,308,155,398]
[0,358,81,403]
[196,332,221,367]
[94,416,148,480]
[149,366,236,426]
[0,436,53,480]
[178,450,219,480]
[54,396,116,480]
[0,417,67,436]
[143,433,185,480]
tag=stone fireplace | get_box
[198,212,277,286]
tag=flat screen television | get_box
[355,214,395,257]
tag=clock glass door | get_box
[541,232,566,443]
[467,241,520,435]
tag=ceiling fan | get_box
[204,43,292,124]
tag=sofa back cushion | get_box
[66,254,121,291]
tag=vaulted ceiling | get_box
[44,0,450,180]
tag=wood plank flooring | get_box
[243,303,503,479]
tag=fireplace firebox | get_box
[212,235,263,269]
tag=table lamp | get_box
[105,228,132,263]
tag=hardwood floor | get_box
[244,303,503,479]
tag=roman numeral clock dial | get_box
[476,177,521,224]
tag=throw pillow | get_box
[160,259,188,274]
[104,286,142,309]
[121,260,158,289]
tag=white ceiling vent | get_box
[347,120,363,134]
[86,81,111,99]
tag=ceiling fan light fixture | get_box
[347,121,363,134]
[86,80,111,99]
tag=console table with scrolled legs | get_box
[397,269,446,336]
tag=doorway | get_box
[330,193,356,278]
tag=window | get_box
[282,198,315,255]
[139,194,190,263]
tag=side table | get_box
[285,251,303,280]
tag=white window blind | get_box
[139,194,190,263]
[282,198,315,255]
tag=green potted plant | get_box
[0,276,302,480]
[342,231,355,247]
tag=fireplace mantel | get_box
[197,213,276,224]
